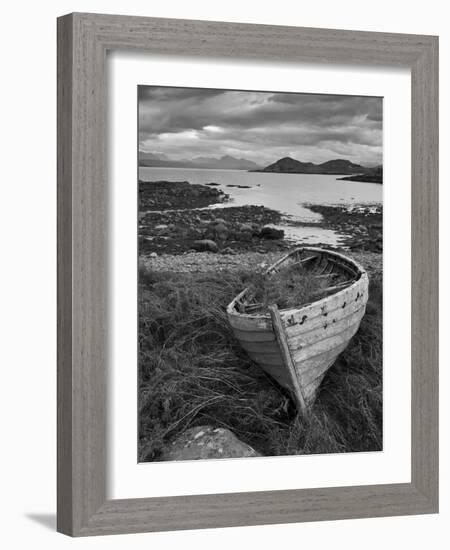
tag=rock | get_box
[192,239,219,253]
[213,222,228,242]
[150,252,158,258]
[234,223,253,242]
[160,426,260,461]
[154,223,175,236]
[188,228,203,239]
[259,226,284,240]
[220,247,236,255]
[204,221,228,242]
[238,223,253,233]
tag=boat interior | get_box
[233,248,363,315]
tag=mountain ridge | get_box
[252,156,367,175]
[139,153,260,170]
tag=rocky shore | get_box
[138,180,383,257]
[139,180,288,256]
[139,180,228,210]
[305,204,383,252]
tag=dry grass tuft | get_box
[245,265,347,311]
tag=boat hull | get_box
[227,248,369,407]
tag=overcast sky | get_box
[138,86,382,166]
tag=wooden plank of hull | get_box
[227,276,368,335]
[239,318,361,404]
[246,350,284,367]
[286,306,366,352]
[230,297,366,348]
[291,322,361,364]
[303,372,329,405]
[231,328,276,343]
[258,361,292,389]
[284,299,365,339]
[239,340,281,354]
[262,356,341,405]
[227,312,271,332]
[296,342,348,388]
[248,338,350,397]
[281,277,368,328]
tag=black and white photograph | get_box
[1,0,443,544]
[137,86,383,462]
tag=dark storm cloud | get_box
[138,86,383,166]
[138,86,224,102]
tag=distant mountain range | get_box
[139,153,382,182]
[139,153,261,170]
[252,156,368,175]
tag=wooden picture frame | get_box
[57,12,438,536]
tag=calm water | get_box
[139,167,383,245]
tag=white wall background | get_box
[0,1,447,548]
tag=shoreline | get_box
[141,249,382,279]
[139,180,383,257]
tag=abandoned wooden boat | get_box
[226,247,369,413]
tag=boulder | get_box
[160,426,260,461]
[238,223,253,233]
[188,228,203,239]
[154,223,174,236]
[259,226,285,240]
[213,222,228,242]
[220,247,236,255]
[204,221,229,242]
[239,231,253,242]
[192,239,219,253]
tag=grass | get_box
[245,265,347,311]
[138,265,382,461]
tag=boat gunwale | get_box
[226,247,368,320]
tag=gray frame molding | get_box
[57,12,438,536]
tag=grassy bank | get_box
[138,261,382,461]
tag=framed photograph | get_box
[57,13,438,536]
